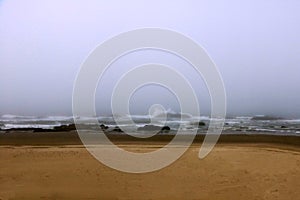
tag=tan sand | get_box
[0,142,299,200]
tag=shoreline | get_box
[0,131,299,147]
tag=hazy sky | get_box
[1,0,300,117]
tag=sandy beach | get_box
[0,131,299,200]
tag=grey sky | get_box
[0,0,300,117]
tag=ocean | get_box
[0,114,300,136]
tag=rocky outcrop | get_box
[137,125,171,132]
[161,126,171,131]
[100,124,109,130]
[190,121,206,127]
[112,126,123,132]
[53,124,76,131]
[251,116,282,120]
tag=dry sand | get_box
[0,139,299,200]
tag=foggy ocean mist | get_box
[1,1,300,119]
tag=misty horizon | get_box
[1,0,300,118]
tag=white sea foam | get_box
[3,124,57,129]
[1,114,37,119]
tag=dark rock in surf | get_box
[251,116,282,120]
[161,126,171,131]
[190,121,206,127]
[6,128,45,132]
[53,124,76,131]
[100,124,109,130]
[137,125,171,132]
[113,126,123,132]
[198,121,206,127]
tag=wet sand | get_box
[0,131,299,200]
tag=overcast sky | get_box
[0,0,299,118]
